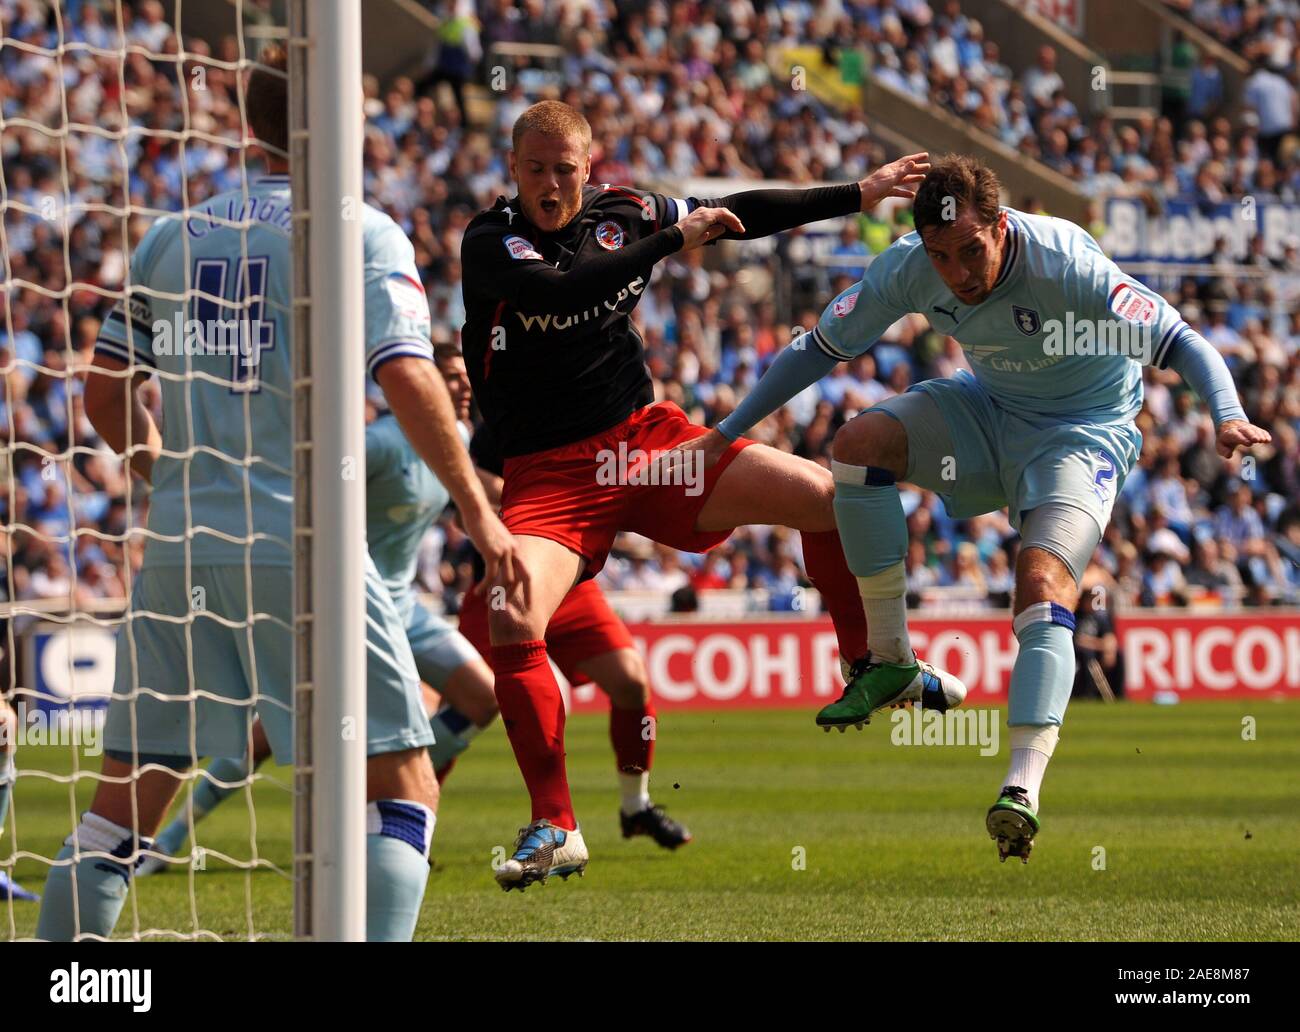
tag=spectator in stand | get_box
[828,220,871,281]
[1188,49,1226,120]
[1243,56,1299,164]
[1022,45,1064,110]
[1072,569,1125,700]
[1144,545,1188,606]
[1181,535,1244,606]
[416,0,482,124]
[691,553,731,592]
[1215,479,1266,550]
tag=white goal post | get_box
[289,0,367,942]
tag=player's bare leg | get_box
[139,720,275,876]
[435,660,498,727]
[578,647,692,849]
[987,545,1080,864]
[487,534,589,890]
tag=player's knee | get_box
[367,747,438,810]
[831,411,906,477]
[486,595,543,645]
[1014,549,1078,612]
[602,658,650,708]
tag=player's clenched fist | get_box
[677,205,746,250]
[858,151,930,210]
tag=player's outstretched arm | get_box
[695,152,929,241]
[1082,255,1271,461]
[376,356,528,594]
[83,354,162,483]
[1152,327,1270,458]
[463,211,722,314]
[655,331,840,480]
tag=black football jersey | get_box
[460,183,693,456]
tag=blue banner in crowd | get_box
[1103,197,1300,263]
[23,623,116,715]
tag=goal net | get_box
[1,0,365,941]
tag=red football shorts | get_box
[458,576,634,686]
[499,401,754,575]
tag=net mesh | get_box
[1,0,297,941]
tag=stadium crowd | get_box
[0,0,1297,621]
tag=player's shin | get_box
[800,529,869,664]
[830,462,912,664]
[36,813,145,941]
[609,699,656,814]
[491,641,576,830]
[366,800,435,942]
[1005,602,1077,811]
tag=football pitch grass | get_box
[5,700,1298,941]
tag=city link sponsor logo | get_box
[1041,312,1154,362]
[594,441,703,497]
[1,700,103,756]
[889,706,999,756]
[152,312,271,364]
[50,964,152,1012]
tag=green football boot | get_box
[986,785,1041,864]
[816,652,967,732]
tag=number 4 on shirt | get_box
[192,255,275,392]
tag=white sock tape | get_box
[1009,724,1060,758]
[857,560,906,599]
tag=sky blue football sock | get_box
[832,462,913,663]
[366,800,434,942]
[36,813,140,941]
[831,463,909,577]
[1008,602,1077,727]
[426,706,478,770]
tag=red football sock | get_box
[490,640,576,830]
[802,529,870,665]
[608,698,657,775]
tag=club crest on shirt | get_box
[595,220,625,250]
[1012,305,1041,335]
[833,290,859,317]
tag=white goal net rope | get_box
[1,0,299,941]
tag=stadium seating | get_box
[2,0,1297,620]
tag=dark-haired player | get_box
[692,154,1268,862]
